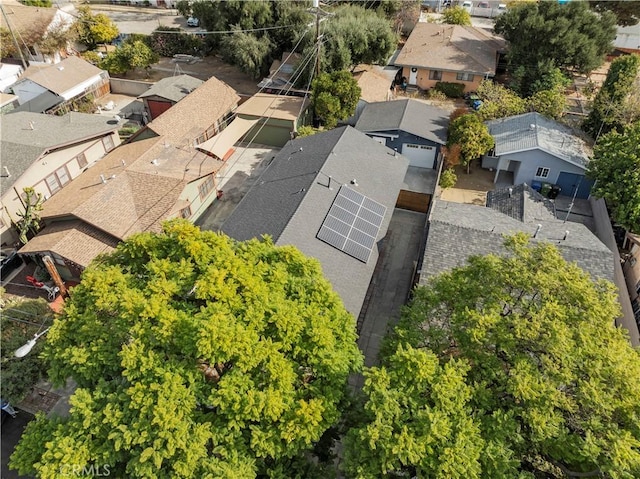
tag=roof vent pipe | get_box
[100,174,107,184]
[563,230,569,241]
[3,166,10,177]
[508,187,513,198]
[533,224,542,238]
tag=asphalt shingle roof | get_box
[138,74,203,103]
[395,23,504,74]
[0,111,121,193]
[20,56,104,96]
[355,99,449,145]
[486,112,593,169]
[421,189,613,284]
[486,184,556,223]
[222,126,409,316]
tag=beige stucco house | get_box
[1,111,121,246]
[394,23,505,93]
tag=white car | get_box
[497,4,507,14]
[461,1,473,13]
[186,17,200,27]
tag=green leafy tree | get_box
[476,80,527,121]
[148,26,203,58]
[495,1,616,95]
[0,297,54,403]
[442,6,472,26]
[73,6,119,49]
[587,121,640,232]
[296,125,319,138]
[219,28,273,79]
[0,28,17,58]
[380,235,640,478]
[100,40,159,76]
[438,168,457,189]
[312,70,361,129]
[589,1,640,27]
[446,113,494,173]
[15,187,43,245]
[343,345,483,478]
[10,221,362,478]
[583,54,640,139]
[527,88,566,120]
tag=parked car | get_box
[461,1,473,13]
[497,3,507,13]
[0,248,24,286]
[473,1,493,17]
[186,17,200,27]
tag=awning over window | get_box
[196,117,258,160]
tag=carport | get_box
[196,117,258,161]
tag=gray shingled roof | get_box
[1,112,120,193]
[222,126,409,317]
[355,99,449,145]
[486,184,556,223]
[138,74,203,103]
[486,112,592,169]
[420,192,613,284]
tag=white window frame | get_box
[535,167,550,179]
[180,205,192,219]
[199,175,215,200]
[102,135,115,152]
[429,70,443,80]
[456,72,474,82]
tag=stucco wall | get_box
[178,173,220,221]
[110,78,152,97]
[500,149,586,186]
[60,74,103,100]
[401,67,483,93]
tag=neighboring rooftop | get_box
[0,111,121,193]
[486,112,593,169]
[395,23,505,74]
[420,187,613,284]
[0,3,58,34]
[486,184,556,223]
[355,98,449,144]
[19,56,104,96]
[138,74,203,103]
[353,67,392,103]
[222,126,409,316]
[235,93,310,121]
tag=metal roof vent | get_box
[529,123,536,130]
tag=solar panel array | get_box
[317,186,386,263]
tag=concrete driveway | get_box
[196,145,279,232]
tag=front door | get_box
[409,67,418,85]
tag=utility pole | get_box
[0,3,28,70]
[313,0,321,79]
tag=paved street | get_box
[89,5,187,35]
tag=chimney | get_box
[533,224,542,238]
[100,174,107,184]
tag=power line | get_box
[153,24,301,35]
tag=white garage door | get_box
[401,143,436,168]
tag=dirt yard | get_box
[120,55,260,97]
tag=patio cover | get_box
[196,117,258,160]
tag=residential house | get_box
[0,111,121,246]
[234,93,311,147]
[483,112,594,198]
[418,185,640,345]
[394,23,505,93]
[346,67,394,125]
[0,92,19,113]
[0,2,74,65]
[623,233,640,328]
[10,56,110,114]
[0,63,24,93]
[19,75,241,279]
[221,126,409,317]
[138,74,203,121]
[355,99,449,169]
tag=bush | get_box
[439,168,457,189]
[435,82,465,98]
[426,89,447,102]
[81,51,102,65]
[148,27,204,57]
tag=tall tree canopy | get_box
[442,6,472,26]
[589,1,640,27]
[583,53,640,139]
[312,70,361,128]
[73,6,119,49]
[446,113,494,172]
[100,40,159,76]
[10,221,362,478]
[495,1,616,95]
[348,235,640,478]
[587,121,640,232]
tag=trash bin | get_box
[531,180,542,192]
[548,185,561,199]
[540,182,552,197]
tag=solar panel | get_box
[316,186,386,263]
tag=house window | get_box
[199,175,215,200]
[45,166,70,194]
[535,167,550,178]
[76,152,88,168]
[179,205,192,219]
[102,135,115,152]
[456,72,474,82]
[429,70,443,80]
